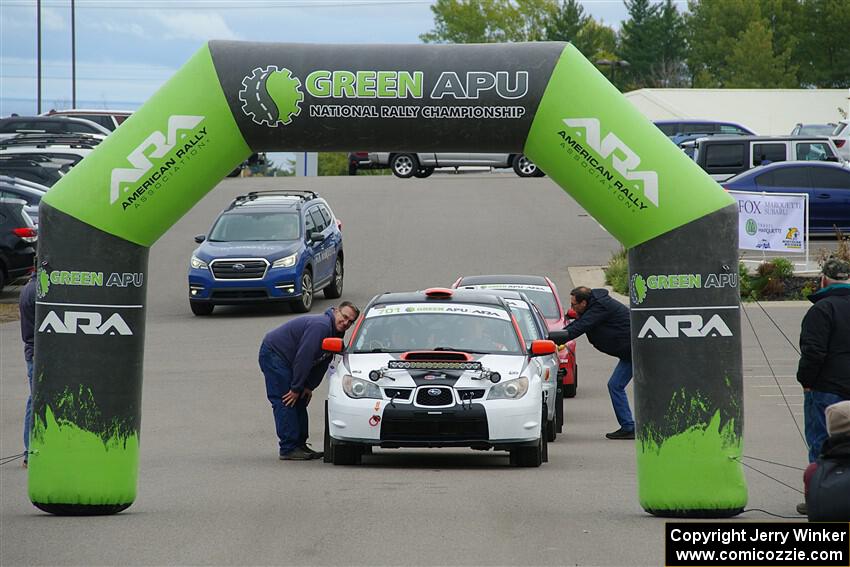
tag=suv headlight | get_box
[342,375,382,400]
[272,253,298,268]
[190,255,208,270]
[487,377,529,400]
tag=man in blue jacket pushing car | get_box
[259,301,360,460]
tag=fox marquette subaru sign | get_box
[728,190,808,253]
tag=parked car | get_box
[722,161,850,234]
[830,120,850,162]
[790,123,838,136]
[451,274,579,404]
[42,108,132,131]
[347,152,378,175]
[0,115,110,140]
[0,175,47,227]
[188,190,344,315]
[685,135,842,181]
[0,198,37,290]
[367,152,544,178]
[0,133,101,187]
[322,287,555,466]
[654,119,755,137]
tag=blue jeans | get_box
[804,390,846,463]
[608,359,634,431]
[259,343,308,455]
[24,358,33,459]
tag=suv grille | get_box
[211,259,267,280]
[415,387,454,407]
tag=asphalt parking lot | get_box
[0,173,816,566]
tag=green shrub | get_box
[771,257,794,279]
[604,248,629,295]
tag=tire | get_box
[564,365,578,398]
[0,267,6,292]
[189,301,214,316]
[413,167,434,178]
[390,154,419,178]
[323,257,343,299]
[323,401,333,463]
[331,440,362,466]
[510,414,544,467]
[555,387,564,433]
[291,269,313,313]
[348,163,357,176]
[512,154,541,178]
[547,416,557,443]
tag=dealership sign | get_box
[728,191,808,253]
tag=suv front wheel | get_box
[190,301,214,316]
[292,269,313,313]
[513,154,544,178]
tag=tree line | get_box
[420,0,850,91]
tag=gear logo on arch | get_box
[238,66,303,127]
[630,273,647,305]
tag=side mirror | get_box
[530,340,556,356]
[548,330,570,345]
[567,308,577,319]
[310,232,325,243]
[194,234,206,243]
[322,337,344,353]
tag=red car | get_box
[451,274,579,431]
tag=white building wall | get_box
[624,88,850,135]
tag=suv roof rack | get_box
[0,133,103,149]
[234,190,319,203]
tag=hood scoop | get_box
[401,351,472,362]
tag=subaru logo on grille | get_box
[427,388,442,397]
[233,263,246,271]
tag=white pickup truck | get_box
[367,152,544,178]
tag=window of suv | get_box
[208,212,300,241]
[795,142,831,161]
[308,208,327,232]
[705,144,745,168]
[752,143,786,165]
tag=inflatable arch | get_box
[30,41,746,516]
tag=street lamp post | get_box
[595,58,631,88]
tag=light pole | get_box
[72,0,76,108]
[37,0,42,113]
[595,58,630,88]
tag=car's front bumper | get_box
[188,267,302,304]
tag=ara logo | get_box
[38,311,133,336]
[110,115,205,205]
[638,314,733,339]
[562,117,659,207]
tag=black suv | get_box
[0,198,37,290]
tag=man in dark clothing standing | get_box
[797,258,850,464]
[19,270,37,467]
[259,301,359,460]
[562,286,634,439]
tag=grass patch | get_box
[604,248,629,295]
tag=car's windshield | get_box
[208,212,300,242]
[351,303,523,354]
[503,299,542,342]
[461,284,560,319]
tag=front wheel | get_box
[555,387,564,432]
[331,439,362,465]
[413,167,434,178]
[323,257,343,299]
[190,301,214,316]
[564,365,578,398]
[323,401,333,463]
[390,154,419,178]
[291,270,313,313]
[512,154,543,178]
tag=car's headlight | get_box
[190,255,208,270]
[487,377,529,400]
[342,375,382,399]
[272,253,298,268]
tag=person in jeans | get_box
[798,258,850,464]
[19,269,37,467]
[562,286,634,439]
[259,301,359,460]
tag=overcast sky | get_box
[1,0,637,117]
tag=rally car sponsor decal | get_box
[365,303,511,320]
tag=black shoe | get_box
[606,428,635,440]
[279,447,314,461]
[796,502,807,515]
[300,444,324,460]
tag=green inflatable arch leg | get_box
[32,41,746,516]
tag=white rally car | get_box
[321,288,557,467]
